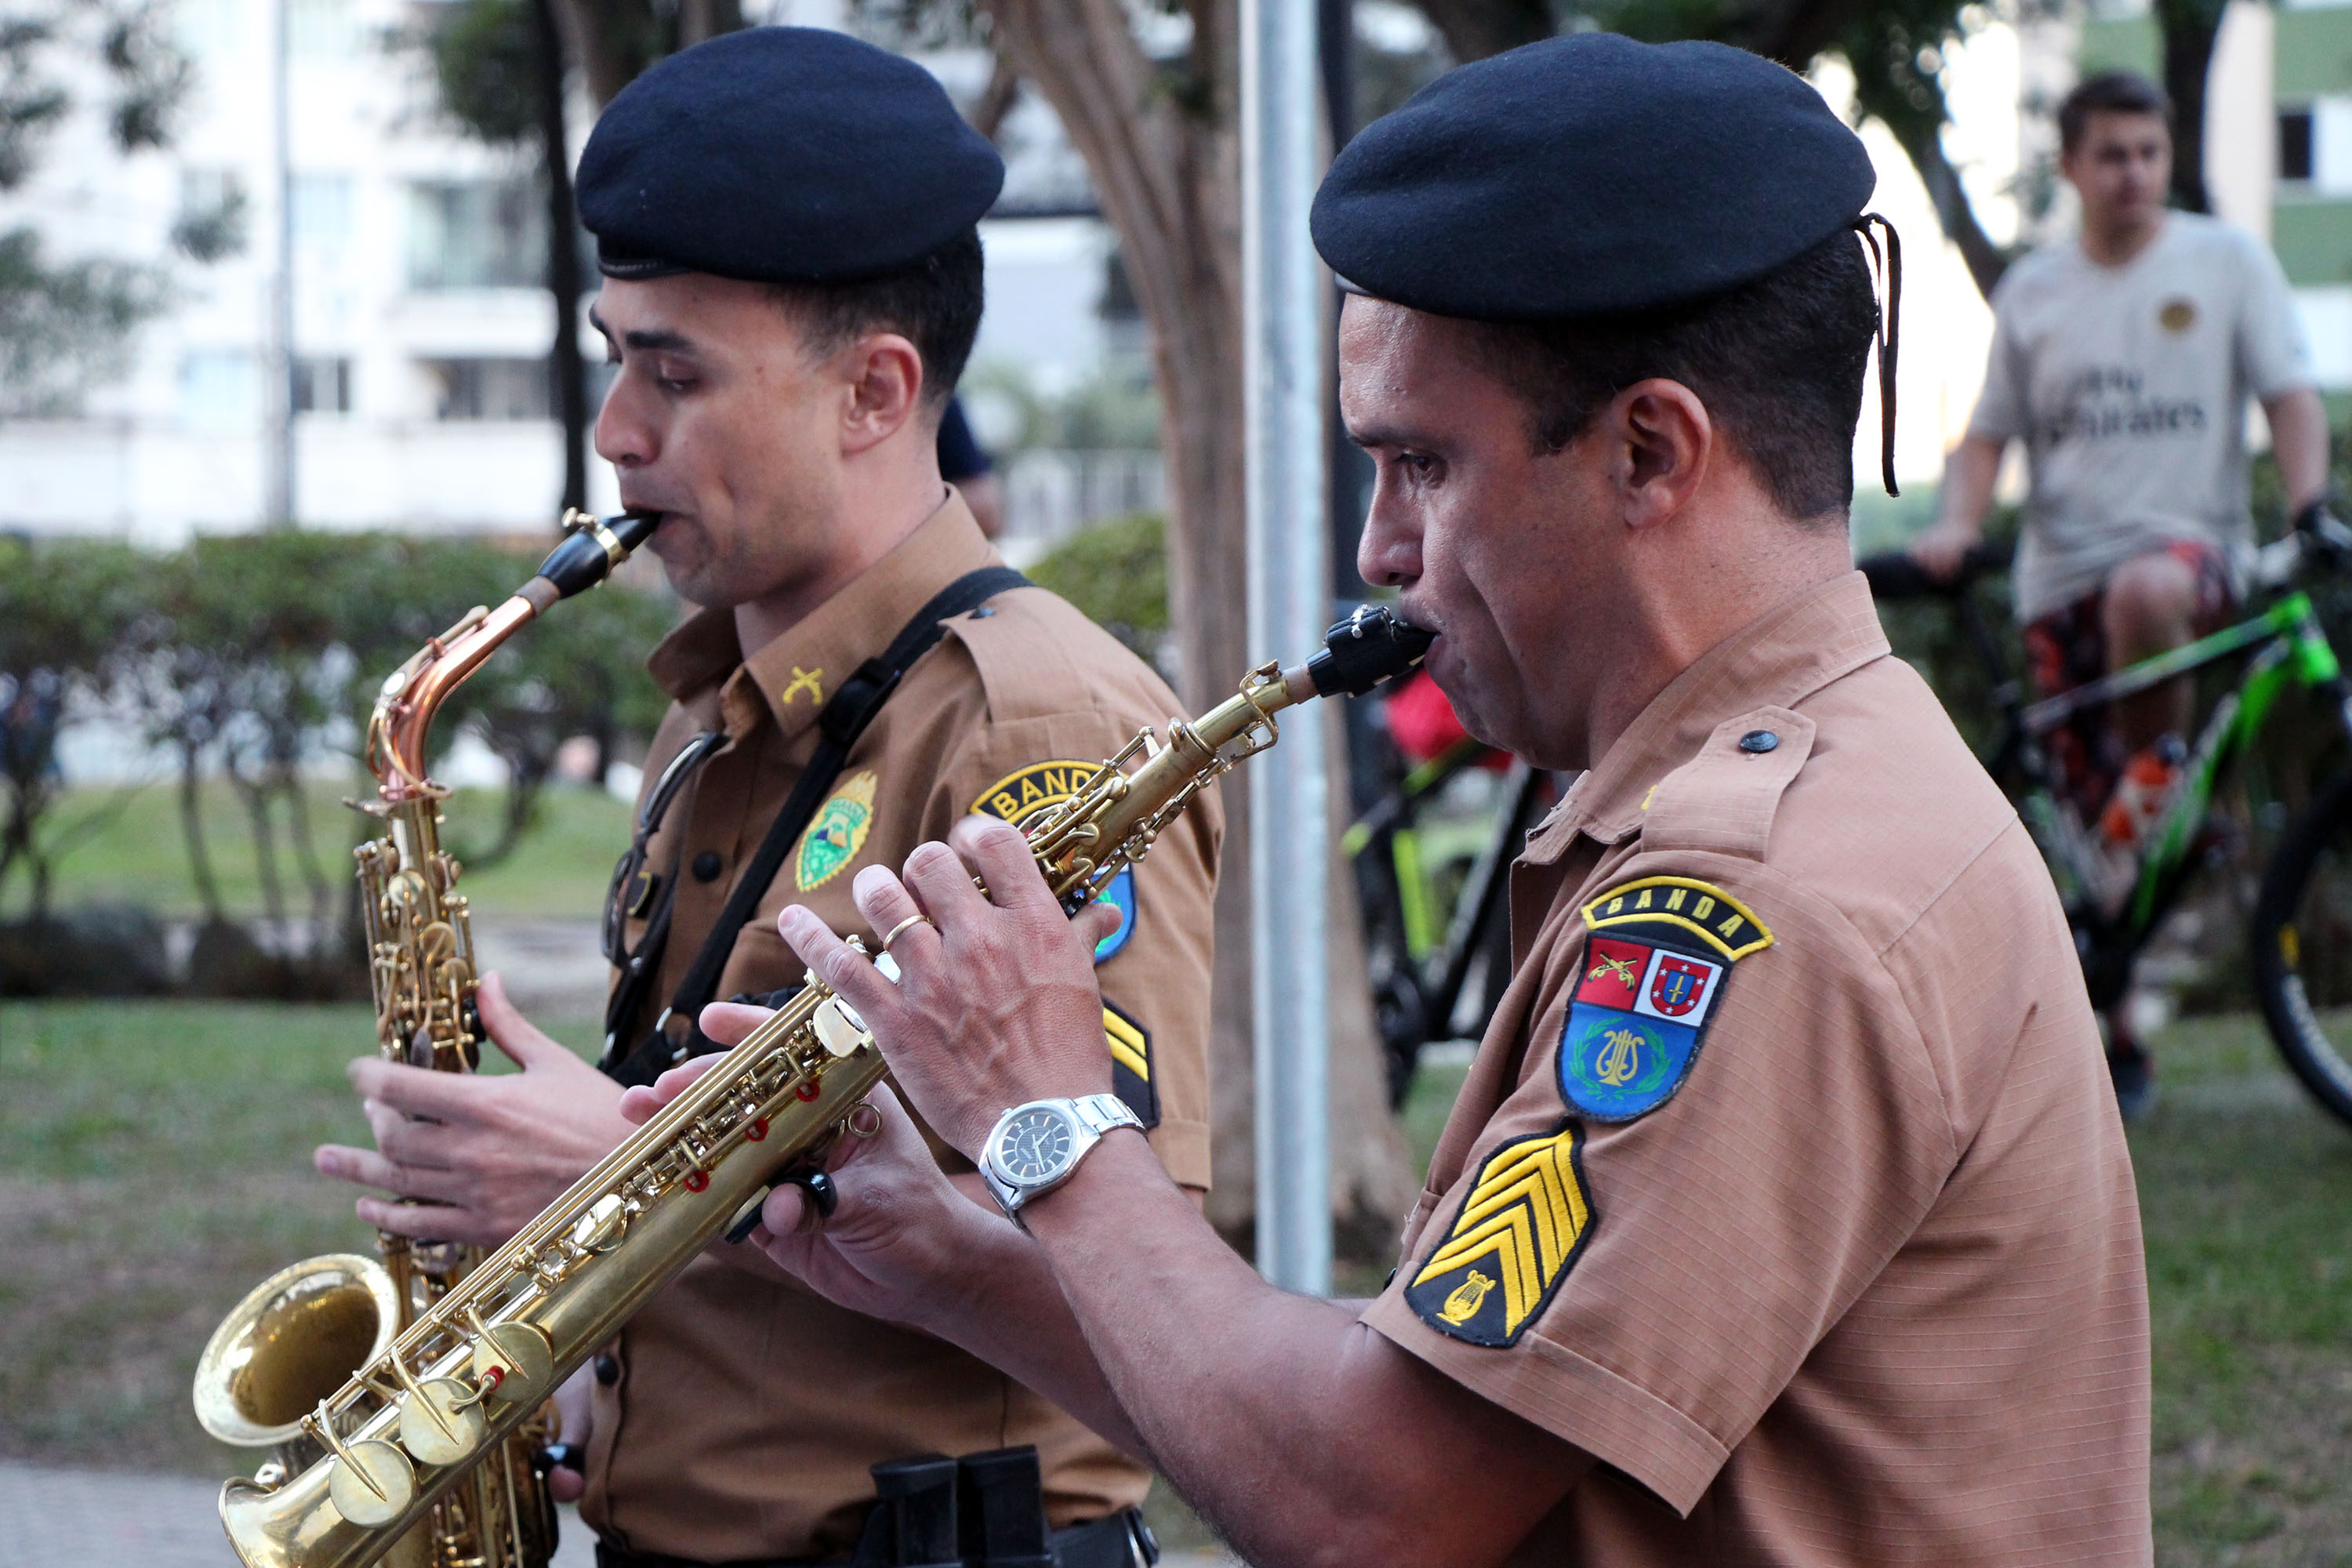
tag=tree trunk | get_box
[1893,120,2011,298]
[531,0,589,515]
[2154,0,2225,215]
[279,766,338,935]
[987,0,1416,1248]
[232,761,290,941]
[180,740,226,924]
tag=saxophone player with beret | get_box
[314,27,1214,1568]
[644,35,2154,1568]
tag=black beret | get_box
[1312,33,1875,321]
[578,27,1005,285]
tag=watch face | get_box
[993,1105,1076,1185]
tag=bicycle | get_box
[1344,708,1560,1108]
[1860,507,2352,1127]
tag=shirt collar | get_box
[1526,570,1889,863]
[644,490,1002,744]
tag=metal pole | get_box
[264,0,295,524]
[1244,0,1333,1295]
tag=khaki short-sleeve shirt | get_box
[1362,574,2152,1565]
[583,495,1220,1560]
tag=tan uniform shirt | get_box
[585,495,1220,1560]
[1363,573,2152,1565]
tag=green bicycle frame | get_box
[2016,592,2345,933]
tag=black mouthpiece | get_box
[534,511,661,599]
[1302,604,1436,698]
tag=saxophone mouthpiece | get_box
[1292,604,1436,699]
[532,511,662,601]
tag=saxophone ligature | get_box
[194,510,662,1568]
[207,602,1433,1568]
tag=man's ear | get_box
[1604,378,1712,532]
[837,332,927,456]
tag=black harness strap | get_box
[602,564,1031,1087]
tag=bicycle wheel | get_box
[2249,768,2352,1127]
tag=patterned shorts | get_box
[2022,539,2233,822]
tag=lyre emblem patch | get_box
[1406,1123,1594,1346]
[1555,876,1768,1122]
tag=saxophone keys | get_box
[397,1377,486,1465]
[569,1192,630,1253]
[328,1438,416,1526]
[811,996,870,1058]
[470,1321,554,1403]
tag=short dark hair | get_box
[770,227,985,412]
[2059,71,2172,154]
[1460,230,1879,522]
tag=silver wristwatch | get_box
[979,1093,1142,1221]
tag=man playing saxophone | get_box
[314,28,1215,1568]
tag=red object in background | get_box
[1385,670,1508,769]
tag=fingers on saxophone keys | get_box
[946,815,1054,910]
[852,866,938,960]
[898,842,992,924]
[778,906,896,1016]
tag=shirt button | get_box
[595,1352,620,1385]
[1738,730,1780,754]
[692,851,724,882]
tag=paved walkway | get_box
[0,1463,1227,1568]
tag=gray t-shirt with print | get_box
[1969,213,2311,620]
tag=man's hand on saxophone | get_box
[312,971,636,1248]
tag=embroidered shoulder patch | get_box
[1406,1123,1594,1347]
[972,759,1137,963]
[1558,877,1773,1121]
[795,770,877,891]
[1102,998,1158,1127]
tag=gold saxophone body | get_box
[195,510,665,1568]
[206,602,1433,1568]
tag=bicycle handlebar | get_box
[1857,542,2014,601]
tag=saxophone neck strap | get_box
[602,564,1032,1084]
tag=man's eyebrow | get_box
[1345,419,1423,450]
[585,308,695,354]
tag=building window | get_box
[2282,107,2315,183]
[180,349,259,430]
[293,356,352,414]
[423,358,552,420]
[407,180,544,290]
[292,174,353,249]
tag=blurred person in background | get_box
[938,394,1007,539]
[1910,68,2330,1114]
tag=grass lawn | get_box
[5,1001,2349,1563]
[8,779,633,924]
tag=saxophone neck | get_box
[365,511,662,800]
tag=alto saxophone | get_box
[195,510,663,1568]
[209,604,1434,1568]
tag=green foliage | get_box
[1028,514,1169,662]
[0,227,165,416]
[0,535,156,916]
[423,0,540,146]
[0,0,192,416]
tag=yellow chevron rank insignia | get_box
[1102,998,1158,1127]
[1406,1123,1594,1346]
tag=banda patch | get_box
[1557,877,1770,1120]
[794,770,877,891]
[1406,1123,1594,1347]
[973,759,1138,963]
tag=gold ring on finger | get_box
[880,913,933,951]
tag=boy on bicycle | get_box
[1911,69,2329,1112]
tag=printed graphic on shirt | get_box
[972,760,1138,964]
[794,770,877,891]
[1561,877,1767,1120]
[1406,1123,1594,1347]
[1102,997,1158,1127]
